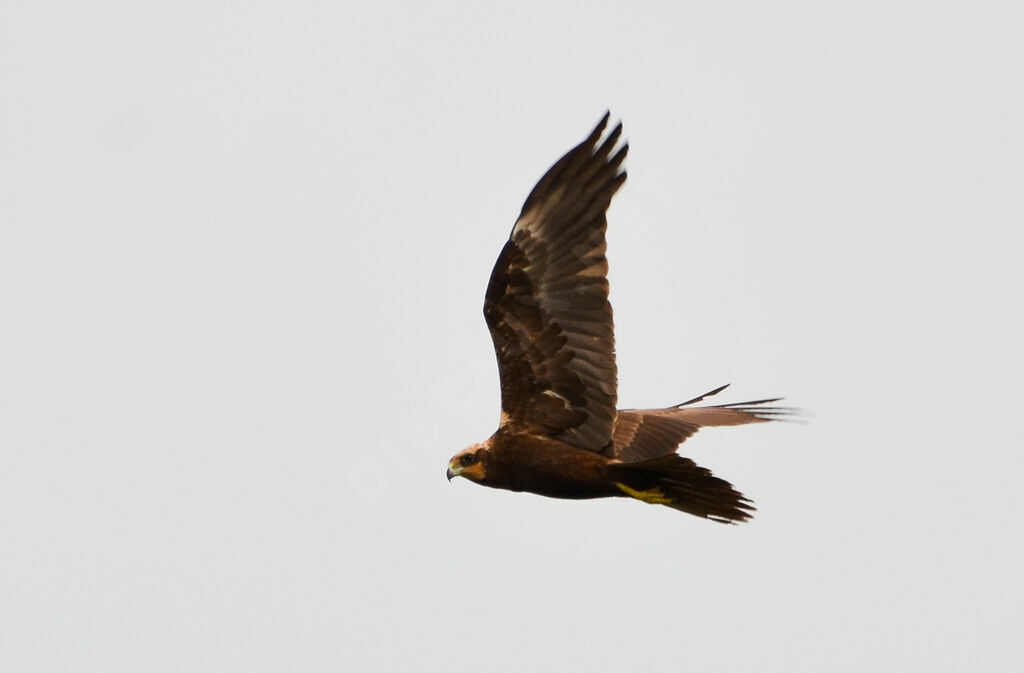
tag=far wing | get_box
[612,386,796,463]
[484,114,626,452]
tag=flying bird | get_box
[447,114,794,523]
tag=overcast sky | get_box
[2,1,1022,671]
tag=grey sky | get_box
[2,1,1022,671]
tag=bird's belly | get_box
[488,438,617,500]
[514,473,617,500]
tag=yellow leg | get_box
[613,482,673,505]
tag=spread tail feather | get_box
[608,454,755,523]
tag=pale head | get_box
[446,441,490,483]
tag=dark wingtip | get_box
[675,383,731,407]
[588,112,611,144]
[515,110,625,219]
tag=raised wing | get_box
[483,114,627,452]
[612,385,797,463]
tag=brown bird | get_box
[447,114,794,523]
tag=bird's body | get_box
[468,431,617,500]
[447,114,793,523]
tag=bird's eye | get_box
[460,453,476,467]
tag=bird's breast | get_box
[486,434,617,500]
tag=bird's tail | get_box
[607,454,754,524]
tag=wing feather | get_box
[484,114,626,451]
[613,386,799,462]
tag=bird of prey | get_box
[446,114,793,523]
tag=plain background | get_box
[2,1,1022,671]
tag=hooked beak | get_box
[446,458,463,482]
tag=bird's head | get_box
[447,442,489,483]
